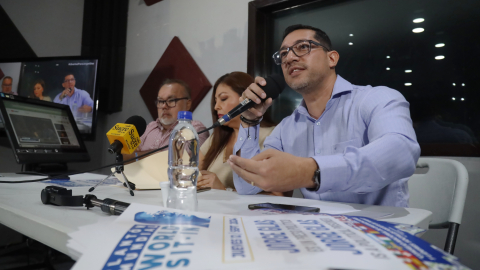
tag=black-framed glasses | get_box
[272,40,330,65]
[155,97,189,108]
[64,78,76,83]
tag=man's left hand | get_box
[228,149,318,192]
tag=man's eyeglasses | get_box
[2,84,12,87]
[155,97,189,108]
[272,40,330,65]
[64,79,76,83]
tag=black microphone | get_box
[60,87,72,100]
[125,115,147,137]
[215,74,285,126]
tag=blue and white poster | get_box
[72,203,469,270]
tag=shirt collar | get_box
[295,74,353,116]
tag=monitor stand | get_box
[17,163,72,179]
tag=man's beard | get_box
[290,80,310,93]
[289,76,316,95]
[159,115,176,126]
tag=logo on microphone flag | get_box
[106,123,141,154]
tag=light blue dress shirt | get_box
[233,75,420,207]
[53,87,94,113]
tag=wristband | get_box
[240,115,261,126]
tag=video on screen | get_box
[2,98,81,148]
[0,59,98,135]
[10,115,60,145]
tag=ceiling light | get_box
[435,43,445,48]
[435,55,445,60]
[386,56,390,58]
[349,34,353,36]
[349,42,353,45]
[405,83,412,86]
[453,83,456,86]
[462,83,465,86]
[412,28,424,33]
[461,98,465,101]
[386,67,390,70]
[405,70,412,73]
[413,18,425,23]
[452,97,456,101]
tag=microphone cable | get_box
[0,124,217,184]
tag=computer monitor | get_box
[0,57,99,140]
[0,93,90,174]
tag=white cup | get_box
[160,181,170,207]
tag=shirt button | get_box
[240,137,243,141]
[316,122,320,126]
[316,149,321,154]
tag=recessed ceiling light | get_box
[435,55,445,60]
[413,18,425,23]
[386,56,390,58]
[348,42,353,45]
[461,98,465,101]
[412,28,424,33]
[349,34,353,36]
[462,83,465,86]
[386,67,390,70]
[405,83,412,86]
[452,97,456,101]
[435,43,445,48]
[405,70,412,73]
[452,83,456,86]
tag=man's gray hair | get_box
[160,78,191,99]
[2,76,13,83]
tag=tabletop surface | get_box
[0,172,432,259]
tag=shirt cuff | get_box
[233,174,263,195]
[311,154,349,194]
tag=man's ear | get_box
[186,99,192,111]
[328,50,340,68]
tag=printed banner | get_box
[72,203,469,270]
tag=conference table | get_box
[0,172,432,260]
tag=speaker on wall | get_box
[81,0,128,113]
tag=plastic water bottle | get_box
[166,111,199,211]
[71,102,78,118]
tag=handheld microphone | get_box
[60,88,72,100]
[106,115,147,155]
[215,74,285,126]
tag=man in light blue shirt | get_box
[228,24,420,207]
[53,73,94,115]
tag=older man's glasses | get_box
[155,97,189,108]
[272,40,330,65]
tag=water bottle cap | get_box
[177,111,192,120]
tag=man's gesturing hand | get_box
[228,149,318,192]
[240,76,273,121]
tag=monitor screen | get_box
[0,57,98,140]
[0,93,90,165]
